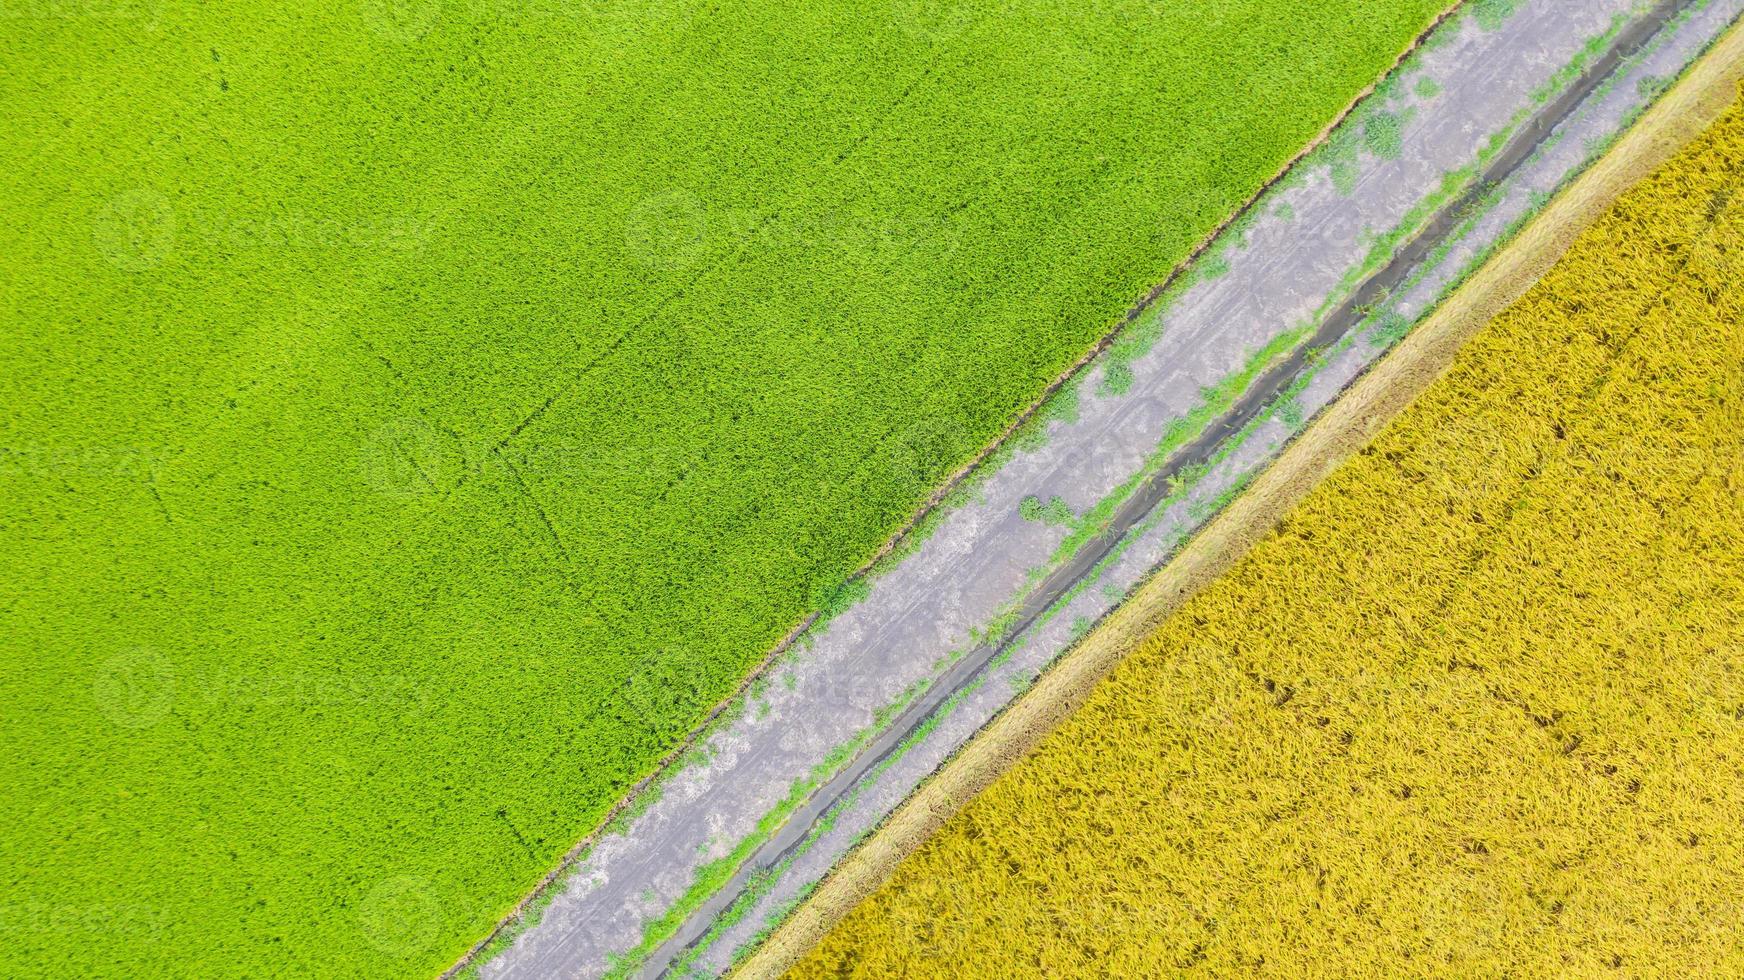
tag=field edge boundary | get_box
[731,22,1744,980]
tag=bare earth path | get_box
[476,2,1744,977]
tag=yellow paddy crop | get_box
[790,89,1744,979]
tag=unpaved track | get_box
[478,2,1740,977]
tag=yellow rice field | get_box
[790,90,1744,978]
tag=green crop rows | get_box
[1,0,1444,975]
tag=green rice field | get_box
[0,0,1445,974]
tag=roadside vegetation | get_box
[795,86,1744,978]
